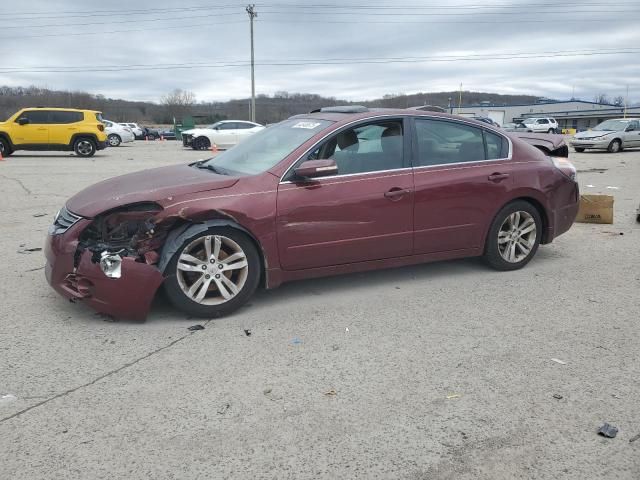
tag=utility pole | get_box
[246,4,257,122]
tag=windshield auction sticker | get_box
[292,121,322,129]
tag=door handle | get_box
[384,188,411,199]
[488,172,509,182]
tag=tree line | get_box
[1,85,545,126]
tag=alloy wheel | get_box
[497,211,537,263]
[76,140,93,156]
[176,234,249,305]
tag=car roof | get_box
[22,107,101,113]
[290,106,501,128]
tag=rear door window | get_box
[414,118,485,166]
[50,111,83,123]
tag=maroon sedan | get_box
[45,107,579,319]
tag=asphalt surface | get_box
[1,140,639,479]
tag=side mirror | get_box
[294,159,338,179]
[18,117,29,125]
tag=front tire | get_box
[164,227,261,318]
[574,147,585,153]
[193,136,211,151]
[0,137,12,156]
[607,139,622,153]
[108,134,122,147]
[484,200,542,271]
[73,138,96,157]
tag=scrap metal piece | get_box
[99,252,122,279]
[598,423,618,438]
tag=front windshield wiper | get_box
[195,162,229,175]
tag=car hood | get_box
[574,130,613,138]
[66,164,239,217]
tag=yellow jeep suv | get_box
[0,107,108,157]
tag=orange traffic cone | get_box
[211,143,218,154]
[145,136,149,142]
[160,135,164,141]
[0,150,3,161]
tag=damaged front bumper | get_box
[45,215,165,320]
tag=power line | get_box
[2,47,636,72]
[2,49,638,74]
[2,12,245,30]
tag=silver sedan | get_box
[570,118,640,153]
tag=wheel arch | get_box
[157,218,267,287]
[484,195,551,250]
[70,133,99,146]
[0,131,15,149]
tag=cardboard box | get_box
[576,194,614,224]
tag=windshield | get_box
[593,119,630,131]
[201,118,332,175]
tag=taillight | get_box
[551,156,576,181]
[97,124,104,132]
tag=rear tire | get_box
[108,134,121,147]
[607,139,622,153]
[193,136,211,151]
[0,137,12,156]
[484,200,542,271]
[164,227,261,318]
[547,128,555,134]
[574,147,585,153]
[73,138,96,157]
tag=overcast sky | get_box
[1,0,639,104]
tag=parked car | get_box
[138,126,161,140]
[103,120,135,147]
[570,118,640,153]
[45,106,579,320]
[519,117,558,133]
[158,129,176,140]
[0,107,107,157]
[182,120,264,150]
[120,123,144,139]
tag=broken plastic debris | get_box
[324,388,337,396]
[32,213,47,217]
[345,327,349,333]
[244,329,252,337]
[446,394,461,399]
[605,186,620,190]
[217,403,230,415]
[598,423,618,438]
[585,184,595,188]
[0,394,17,404]
[553,394,563,400]
[628,433,640,443]
[290,336,302,345]
[551,358,567,365]
[187,324,205,331]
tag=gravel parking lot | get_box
[1,140,639,479]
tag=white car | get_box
[103,120,135,147]
[182,120,264,150]
[120,122,144,139]
[520,117,558,134]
